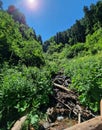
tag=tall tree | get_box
[37,35,43,44]
[7,5,26,24]
[83,6,94,34]
[0,0,3,10]
[69,20,85,44]
[96,1,102,27]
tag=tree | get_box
[37,35,43,44]
[43,40,50,52]
[69,20,85,44]
[0,0,3,10]
[7,5,26,24]
[0,11,19,63]
[0,11,44,66]
[96,1,102,27]
[83,6,94,34]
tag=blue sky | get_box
[3,0,98,41]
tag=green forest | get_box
[0,1,102,129]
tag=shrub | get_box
[63,54,102,112]
[0,66,52,129]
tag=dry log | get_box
[53,74,71,89]
[55,97,72,110]
[46,122,58,129]
[53,83,74,94]
[64,116,102,130]
[11,115,27,130]
[55,97,83,117]
[39,121,58,129]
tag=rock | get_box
[57,116,64,121]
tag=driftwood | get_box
[11,115,27,130]
[64,116,102,130]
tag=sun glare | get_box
[29,0,36,4]
[25,0,39,11]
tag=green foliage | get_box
[44,27,102,113]
[43,1,102,51]
[0,10,44,66]
[0,65,52,129]
[0,1,102,129]
[61,54,102,112]
[44,26,102,113]
[53,28,102,60]
[0,8,46,129]
[11,40,44,66]
[62,43,85,58]
[47,41,63,54]
[85,28,102,54]
[0,11,19,62]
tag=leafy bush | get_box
[0,66,52,129]
[63,53,102,112]
[47,42,63,54]
[85,28,102,54]
[0,10,44,66]
[66,43,85,58]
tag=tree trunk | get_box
[11,115,27,130]
[64,116,102,130]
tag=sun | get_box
[22,0,45,14]
[29,0,36,4]
[25,0,39,11]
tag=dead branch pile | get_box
[47,73,95,122]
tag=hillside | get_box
[43,1,102,51]
[0,1,102,130]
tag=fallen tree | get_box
[11,115,27,130]
[64,116,102,130]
